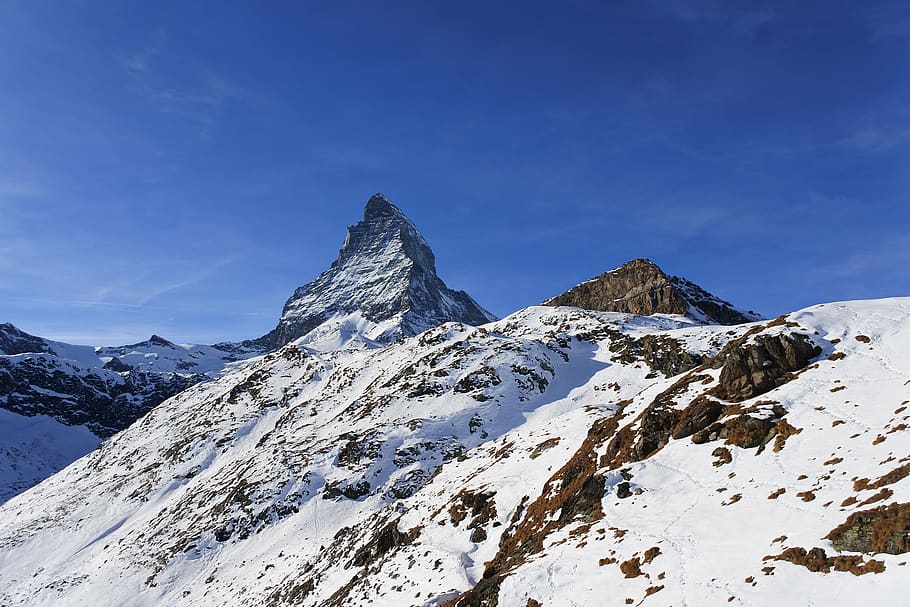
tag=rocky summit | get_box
[543,257,762,325]
[259,193,496,348]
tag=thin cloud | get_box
[116,29,166,73]
[117,31,261,137]
[834,127,910,153]
[133,255,243,307]
[0,179,45,200]
[646,0,774,34]
[866,3,910,41]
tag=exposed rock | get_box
[770,546,885,575]
[448,415,622,606]
[102,357,132,372]
[610,333,704,377]
[0,324,51,355]
[348,520,419,568]
[710,332,822,402]
[826,502,910,555]
[718,415,777,449]
[0,355,202,438]
[601,328,820,469]
[543,258,760,325]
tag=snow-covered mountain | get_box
[0,324,255,502]
[0,194,496,502]
[1,294,907,606]
[258,193,496,349]
[544,258,762,325]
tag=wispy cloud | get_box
[0,179,45,200]
[866,3,910,41]
[132,255,242,306]
[645,0,774,34]
[832,126,910,153]
[117,31,262,138]
[116,29,166,73]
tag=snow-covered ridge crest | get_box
[260,193,496,348]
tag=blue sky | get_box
[1,1,908,344]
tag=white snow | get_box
[0,298,907,606]
[0,409,99,504]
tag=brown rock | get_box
[826,502,910,555]
[542,258,758,325]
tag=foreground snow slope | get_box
[0,298,907,606]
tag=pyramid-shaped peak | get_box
[258,193,496,348]
[364,193,406,221]
[341,193,433,271]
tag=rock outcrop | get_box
[543,258,761,325]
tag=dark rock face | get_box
[543,258,760,325]
[604,327,821,468]
[0,324,51,356]
[0,324,253,440]
[260,194,495,348]
[0,355,203,438]
[610,333,704,377]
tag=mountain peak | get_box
[363,193,404,221]
[261,193,495,348]
[339,193,435,272]
[543,258,761,325]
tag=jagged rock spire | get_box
[260,193,495,348]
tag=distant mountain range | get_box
[1,194,906,607]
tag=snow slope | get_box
[0,297,907,606]
[0,409,99,504]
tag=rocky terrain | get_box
[543,258,762,325]
[0,325,256,502]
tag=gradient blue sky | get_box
[1,1,908,345]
